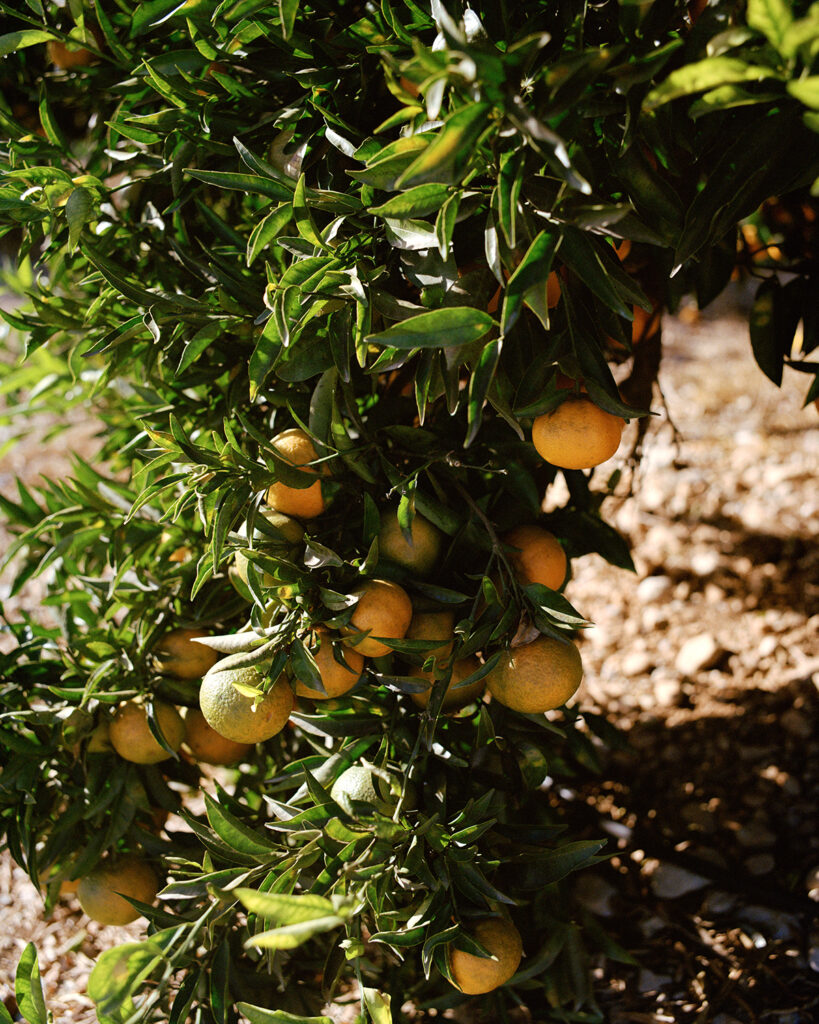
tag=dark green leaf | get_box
[365,307,493,350]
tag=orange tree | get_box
[1,1,818,1021]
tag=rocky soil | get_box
[1,284,818,1022]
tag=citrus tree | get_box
[1,1,818,1021]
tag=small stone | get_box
[701,890,737,915]
[637,575,673,603]
[781,709,812,739]
[639,913,668,938]
[736,823,777,849]
[691,550,720,576]
[805,865,819,898]
[744,853,776,876]
[574,872,617,917]
[654,677,683,707]
[651,863,710,899]
[676,634,727,675]
[739,905,799,941]
[758,635,778,659]
[810,946,819,973]
[638,968,672,993]
[621,650,654,676]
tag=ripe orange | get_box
[409,655,485,710]
[531,397,624,469]
[342,579,413,658]
[154,627,219,680]
[405,609,456,662]
[265,429,327,519]
[503,525,567,591]
[546,270,561,309]
[486,636,583,714]
[378,509,442,576]
[199,662,293,743]
[47,39,96,69]
[184,708,253,765]
[77,854,158,927]
[295,628,364,700]
[448,917,523,994]
[109,701,185,764]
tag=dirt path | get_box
[2,287,818,1022]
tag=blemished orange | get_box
[77,855,158,926]
[342,579,413,658]
[409,656,484,710]
[503,525,567,591]
[378,509,442,576]
[295,629,364,699]
[184,708,253,765]
[47,39,96,69]
[448,917,523,994]
[486,636,583,714]
[109,701,185,764]
[154,627,219,680]
[531,397,624,469]
[199,663,293,743]
[405,610,456,662]
[265,428,327,519]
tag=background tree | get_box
[1,1,818,1021]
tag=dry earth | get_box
[1,284,818,1022]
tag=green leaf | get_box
[788,77,819,109]
[501,229,559,335]
[15,944,47,1024]
[466,338,501,447]
[362,989,392,1024]
[247,205,293,266]
[64,188,93,253]
[279,0,300,39]
[644,57,781,110]
[293,174,325,249]
[519,840,606,887]
[0,30,53,56]
[0,1000,13,1024]
[247,915,345,950]
[365,307,494,350]
[87,942,165,1023]
[204,793,279,858]
[238,1004,332,1024]
[235,889,336,922]
[185,169,293,202]
[369,184,450,218]
[747,0,793,49]
[395,103,492,188]
[750,278,785,385]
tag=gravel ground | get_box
[1,286,818,1022]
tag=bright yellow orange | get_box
[154,627,219,680]
[265,429,327,519]
[109,701,185,764]
[486,636,583,714]
[77,855,158,927]
[378,510,442,576]
[184,708,253,765]
[409,656,484,710]
[295,628,364,700]
[503,525,567,591]
[342,579,413,658]
[448,917,523,995]
[531,397,624,470]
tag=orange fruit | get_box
[154,627,219,680]
[546,270,561,309]
[342,579,413,658]
[409,655,484,710]
[378,509,442,576]
[486,636,583,714]
[199,662,293,743]
[109,701,185,764]
[295,628,364,700]
[265,429,327,519]
[184,708,253,765]
[531,397,624,469]
[77,854,158,927]
[448,917,523,995]
[405,610,456,662]
[503,525,567,591]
